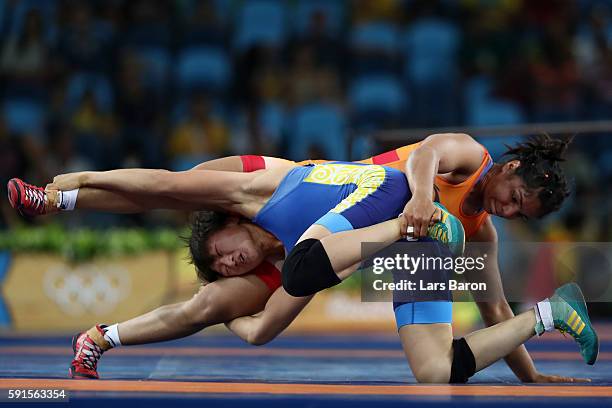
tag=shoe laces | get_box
[429,223,449,243]
[23,182,46,212]
[76,335,104,370]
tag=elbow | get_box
[408,144,439,171]
[411,144,437,160]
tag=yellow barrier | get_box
[3,252,175,331]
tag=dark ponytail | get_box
[502,134,573,217]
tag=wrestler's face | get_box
[206,223,265,277]
[482,161,542,220]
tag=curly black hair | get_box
[185,210,230,283]
[502,134,573,217]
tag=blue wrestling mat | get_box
[0,328,610,407]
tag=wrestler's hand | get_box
[400,195,442,238]
[46,172,90,191]
[526,372,591,383]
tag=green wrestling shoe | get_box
[427,202,465,257]
[538,283,599,365]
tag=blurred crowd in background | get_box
[0,0,611,244]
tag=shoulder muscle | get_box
[420,133,485,175]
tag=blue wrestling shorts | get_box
[392,237,454,328]
[393,301,453,328]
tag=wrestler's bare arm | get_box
[402,133,485,237]
[466,217,541,382]
[226,263,359,344]
[191,156,295,172]
[225,287,312,345]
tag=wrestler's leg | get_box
[69,274,272,378]
[9,155,265,216]
[118,274,272,345]
[399,323,453,383]
[400,309,537,383]
[41,188,202,214]
[402,300,598,384]
[282,218,401,297]
[69,155,267,213]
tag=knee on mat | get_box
[413,361,452,384]
[412,338,476,383]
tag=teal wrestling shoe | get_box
[535,283,599,365]
[426,202,465,257]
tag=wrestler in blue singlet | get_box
[253,162,410,251]
[252,162,455,328]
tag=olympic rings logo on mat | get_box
[43,265,131,316]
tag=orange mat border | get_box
[0,379,611,397]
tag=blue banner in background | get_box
[0,251,11,327]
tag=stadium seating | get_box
[65,73,114,113]
[288,103,347,161]
[293,0,344,36]
[124,24,171,49]
[0,0,5,35]
[259,102,286,144]
[7,0,56,43]
[349,75,408,129]
[132,46,171,94]
[403,17,460,84]
[351,22,400,54]
[2,97,45,135]
[350,21,401,75]
[468,99,526,160]
[464,76,494,108]
[234,0,286,51]
[175,47,231,94]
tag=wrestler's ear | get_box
[502,160,520,174]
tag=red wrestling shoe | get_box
[69,325,109,379]
[7,178,48,217]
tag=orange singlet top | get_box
[298,142,493,239]
[242,143,493,291]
